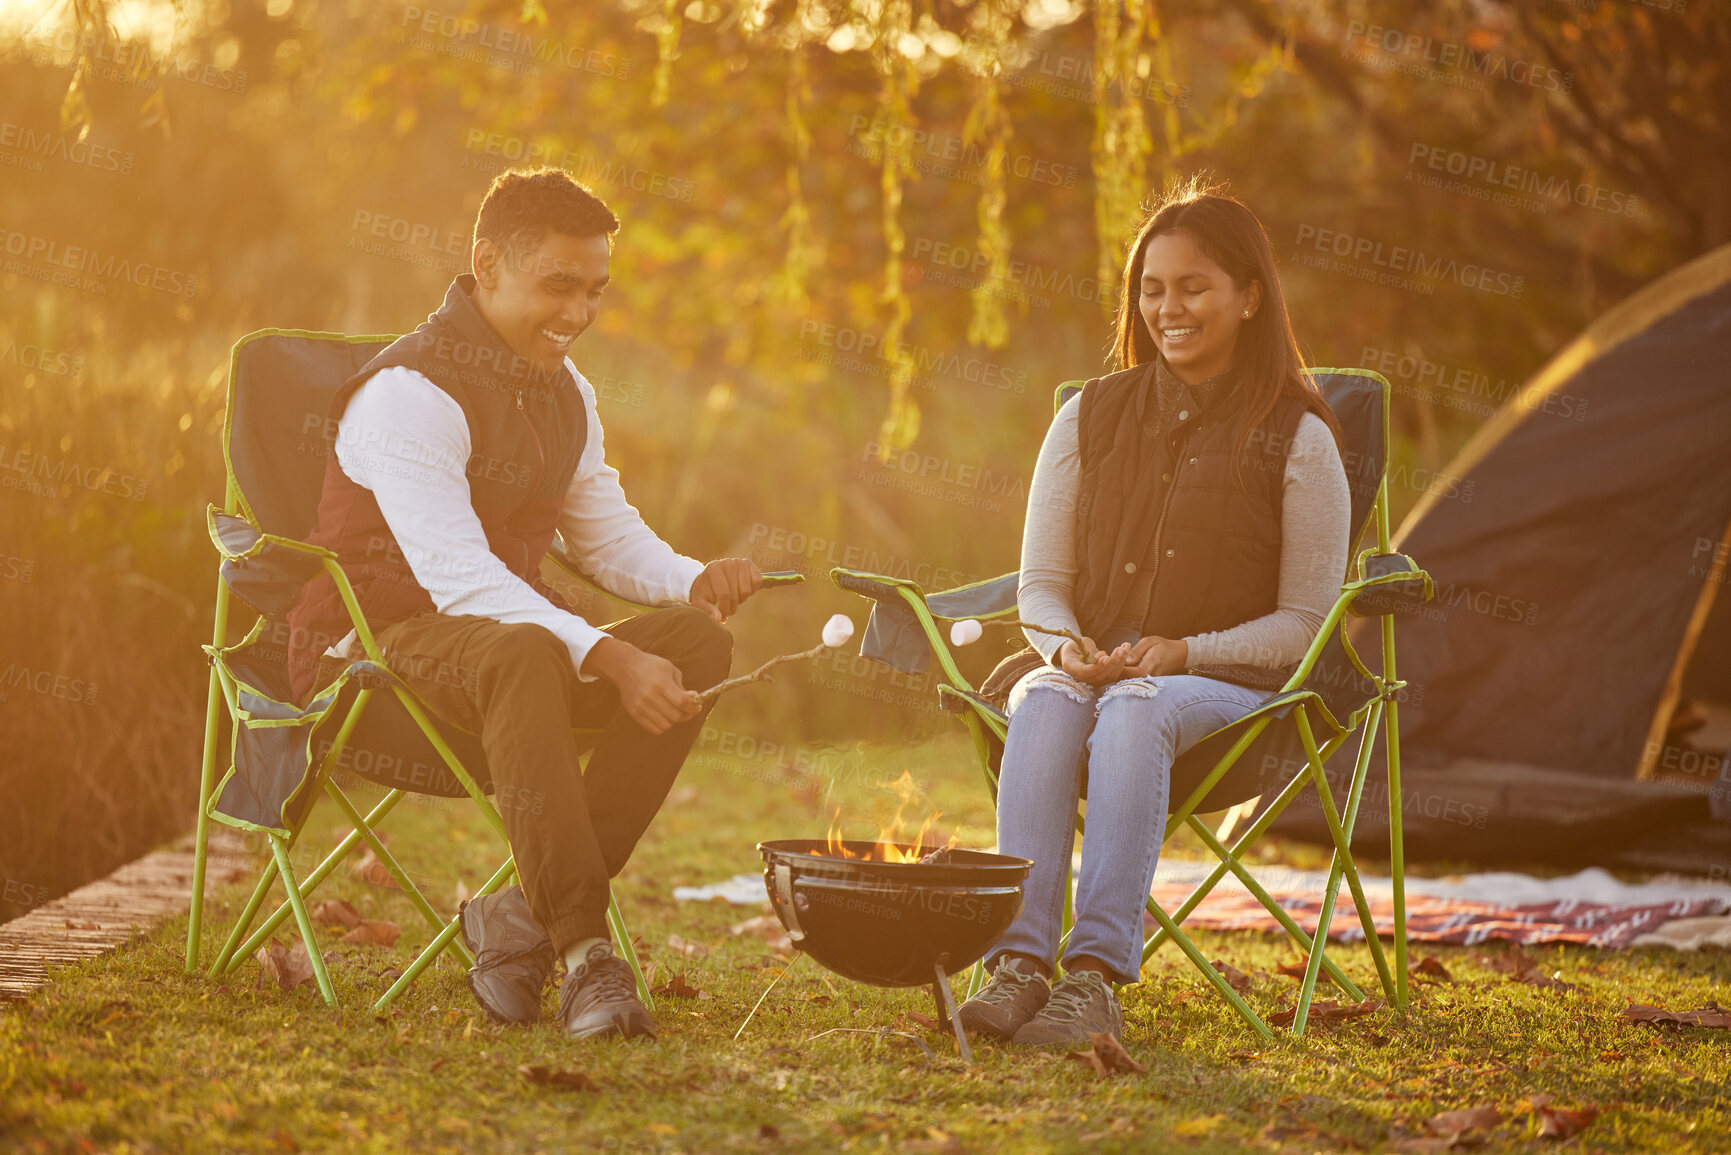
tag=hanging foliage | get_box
[961,1,1017,351]
[651,0,684,108]
[869,0,923,456]
[1090,0,1154,318]
[774,0,821,308]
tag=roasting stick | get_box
[693,614,856,707]
[949,616,1102,663]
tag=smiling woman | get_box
[959,178,1355,1048]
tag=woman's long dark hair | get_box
[1109,176,1345,480]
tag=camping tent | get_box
[1274,243,1731,869]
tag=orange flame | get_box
[822,770,959,863]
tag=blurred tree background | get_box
[2,0,1723,917]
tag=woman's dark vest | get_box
[1072,361,1310,659]
[980,359,1316,704]
[284,275,588,703]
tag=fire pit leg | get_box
[931,961,973,1065]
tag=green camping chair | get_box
[184,327,802,1011]
[829,368,1434,1037]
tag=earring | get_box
[1242,310,1251,318]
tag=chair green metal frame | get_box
[829,369,1432,1037]
[185,328,803,1013]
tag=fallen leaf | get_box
[310,898,364,929]
[518,1064,600,1092]
[757,1123,780,1140]
[1268,998,1383,1029]
[341,920,401,948]
[1425,1104,1502,1137]
[904,1011,943,1032]
[1411,956,1454,983]
[1622,1003,1731,1028]
[653,972,710,1000]
[730,914,793,952]
[255,941,316,992]
[1276,954,1312,979]
[349,846,399,889]
[803,993,833,1005]
[1516,968,1576,992]
[1064,1032,1146,1077]
[1535,1101,1597,1140]
[1170,1113,1225,1138]
[900,1126,961,1153]
[1473,946,1536,976]
[1472,946,1573,990]
[667,933,709,958]
[1210,959,1252,994]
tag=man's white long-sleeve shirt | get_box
[328,361,705,681]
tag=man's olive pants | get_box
[371,606,732,954]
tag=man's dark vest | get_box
[284,275,588,703]
[1072,360,1314,672]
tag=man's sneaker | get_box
[559,941,656,1040]
[1010,968,1124,1048]
[457,884,553,1024]
[957,955,1050,1040]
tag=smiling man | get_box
[284,168,762,1040]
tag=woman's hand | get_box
[1058,637,1130,686]
[1121,635,1188,679]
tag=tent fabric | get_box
[1351,244,1731,782]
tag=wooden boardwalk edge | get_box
[0,831,255,1000]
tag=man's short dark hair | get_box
[473,168,619,265]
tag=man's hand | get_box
[689,558,763,622]
[1121,635,1188,679]
[581,636,700,735]
[1058,637,1132,686]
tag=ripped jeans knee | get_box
[1095,676,1162,708]
[1006,667,1096,715]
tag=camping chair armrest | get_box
[830,567,1020,686]
[207,506,357,621]
[544,532,805,612]
[1343,550,1434,617]
[1272,550,1431,712]
[207,506,336,564]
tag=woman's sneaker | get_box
[1010,969,1123,1047]
[559,942,656,1040]
[956,956,1050,1039]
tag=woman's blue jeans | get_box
[990,639,1269,985]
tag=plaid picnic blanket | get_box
[1145,864,1730,949]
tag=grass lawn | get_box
[4,731,1729,1154]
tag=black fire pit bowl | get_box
[757,839,1032,988]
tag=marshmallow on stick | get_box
[948,616,1100,662]
[692,614,855,705]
